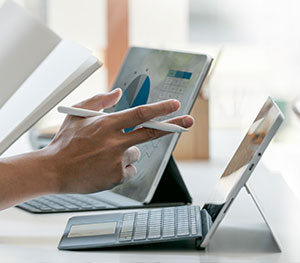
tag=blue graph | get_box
[116,74,150,132]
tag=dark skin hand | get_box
[0,88,194,210]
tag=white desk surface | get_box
[1,130,300,262]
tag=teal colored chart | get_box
[116,74,150,132]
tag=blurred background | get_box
[1,0,300,198]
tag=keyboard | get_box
[17,194,114,213]
[119,206,201,242]
[58,205,213,250]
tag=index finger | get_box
[73,88,122,111]
[119,115,194,149]
[110,99,181,130]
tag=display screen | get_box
[167,70,192,79]
[203,98,283,221]
[104,47,211,202]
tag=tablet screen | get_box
[105,47,211,203]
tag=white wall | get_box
[48,0,106,53]
[0,0,24,6]
[0,0,45,21]
[129,0,188,49]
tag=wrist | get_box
[0,148,60,210]
[36,147,61,195]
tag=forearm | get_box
[0,150,58,210]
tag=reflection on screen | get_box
[203,98,282,221]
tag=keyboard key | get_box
[121,220,134,233]
[162,230,175,238]
[177,228,189,236]
[148,210,162,239]
[19,203,41,213]
[133,211,148,240]
[123,213,135,221]
[190,206,198,235]
[176,207,190,236]
[148,230,161,239]
[119,233,133,242]
[162,207,175,238]
[119,214,135,242]
[47,203,65,210]
[133,231,147,241]
[63,204,80,210]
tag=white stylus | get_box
[57,106,188,133]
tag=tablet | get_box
[200,97,284,248]
[105,47,212,203]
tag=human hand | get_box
[42,89,194,194]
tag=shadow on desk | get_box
[207,225,280,254]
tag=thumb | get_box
[73,88,122,111]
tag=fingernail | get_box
[172,100,180,111]
[110,88,121,94]
[183,116,194,127]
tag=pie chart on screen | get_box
[116,74,150,132]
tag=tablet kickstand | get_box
[149,155,192,205]
[244,183,282,252]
